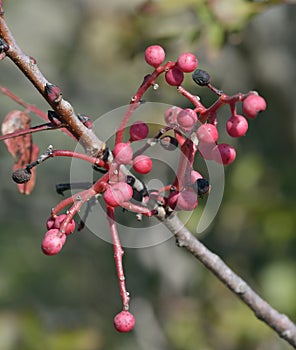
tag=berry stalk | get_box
[106,206,130,310]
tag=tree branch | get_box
[0,12,105,156]
[163,213,296,348]
[1,4,296,348]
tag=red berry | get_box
[177,108,197,132]
[168,190,198,211]
[165,67,184,86]
[226,115,248,137]
[129,121,149,141]
[114,310,135,333]
[133,155,152,174]
[212,143,236,165]
[177,52,198,73]
[196,123,219,143]
[46,214,76,235]
[242,94,266,119]
[164,106,182,126]
[113,143,133,164]
[144,45,166,68]
[41,229,66,256]
[104,182,133,207]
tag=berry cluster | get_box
[2,44,266,333]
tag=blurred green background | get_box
[0,0,296,349]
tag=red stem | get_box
[0,122,58,141]
[50,149,108,169]
[115,61,176,144]
[0,86,48,120]
[173,137,197,190]
[60,200,84,234]
[51,189,91,217]
[106,206,130,310]
[52,173,109,216]
[177,85,206,113]
[199,92,252,123]
[120,201,155,217]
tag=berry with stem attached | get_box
[113,143,133,164]
[129,121,149,141]
[165,67,184,86]
[41,229,66,256]
[177,52,198,73]
[104,182,133,207]
[242,94,266,119]
[196,123,219,143]
[168,190,198,211]
[144,45,166,68]
[226,115,248,137]
[164,106,182,126]
[191,170,203,183]
[133,155,152,174]
[192,69,211,86]
[12,168,32,184]
[177,108,197,132]
[113,310,135,333]
[213,143,236,165]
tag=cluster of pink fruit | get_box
[145,45,266,166]
[9,45,266,333]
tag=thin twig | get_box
[106,206,130,310]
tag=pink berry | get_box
[133,155,152,174]
[113,143,133,164]
[198,141,216,160]
[129,121,149,141]
[104,182,133,207]
[41,229,66,256]
[177,52,198,73]
[191,170,203,183]
[114,310,135,333]
[164,106,182,126]
[104,187,123,207]
[196,124,219,143]
[177,108,197,132]
[168,190,198,211]
[242,94,266,119]
[46,214,75,235]
[144,45,166,68]
[113,182,133,202]
[165,67,184,86]
[226,115,248,137]
[212,143,236,165]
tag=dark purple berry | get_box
[192,69,211,86]
[12,168,32,184]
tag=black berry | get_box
[192,69,211,86]
[12,168,32,184]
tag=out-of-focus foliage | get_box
[0,0,295,349]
